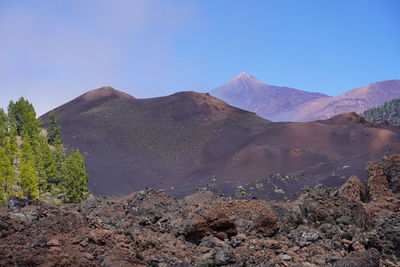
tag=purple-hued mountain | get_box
[211,73,328,121]
[212,74,400,122]
[295,79,400,121]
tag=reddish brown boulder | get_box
[366,160,400,216]
[184,211,237,244]
[367,162,392,201]
[338,175,367,202]
[88,229,112,245]
[251,211,278,237]
[381,154,400,193]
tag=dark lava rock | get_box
[337,175,368,202]
[299,184,368,228]
[7,197,41,212]
[334,249,380,267]
[382,154,400,193]
[0,155,399,266]
[214,246,235,265]
[184,212,237,245]
[290,226,320,247]
[375,212,400,259]
[251,211,278,237]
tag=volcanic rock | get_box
[290,226,320,247]
[337,175,367,202]
[334,249,380,267]
[0,155,399,266]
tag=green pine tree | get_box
[0,108,7,146]
[39,136,60,189]
[62,149,90,203]
[0,181,5,205]
[8,98,41,138]
[19,137,39,200]
[4,130,17,197]
[19,162,39,200]
[47,111,62,145]
[33,136,47,199]
[361,98,400,126]
[0,148,9,205]
[5,129,17,166]
[0,97,90,205]
[0,147,15,198]
[53,144,66,182]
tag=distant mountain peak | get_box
[212,74,327,121]
[234,72,257,80]
[81,86,134,101]
[230,73,264,86]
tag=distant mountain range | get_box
[211,73,328,121]
[41,87,400,199]
[212,74,400,121]
[295,79,400,121]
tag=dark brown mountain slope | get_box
[42,87,270,196]
[41,87,400,199]
[211,73,328,121]
[48,86,135,119]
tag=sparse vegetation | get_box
[276,172,303,182]
[235,185,248,198]
[0,98,90,204]
[361,98,400,126]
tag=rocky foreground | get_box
[1,156,400,267]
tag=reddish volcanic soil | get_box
[0,155,399,266]
[41,87,400,200]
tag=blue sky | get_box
[0,0,399,115]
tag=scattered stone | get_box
[291,226,320,247]
[158,218,168,223]
[214,246,234,265]
[184,212,237,244]
[84,254,95,261]
[88,229,112,245]
[279,254,292,261]
[139,219,152,226]
[229,235,245,247]
[341,231,353,241]
[251,211,278,237]
[47,238,61,247]
[7,197,41,212]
